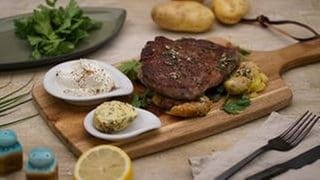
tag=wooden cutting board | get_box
[32,37,320,159]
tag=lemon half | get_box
[74,145,133,180]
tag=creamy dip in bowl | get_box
[56,59,115,97]
[43,59,133,106]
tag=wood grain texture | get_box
[32,38,320,159]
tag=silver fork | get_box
[215,111,320,180]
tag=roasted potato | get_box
[224,61,268,96]
[224,76,251,95]
[151,1,215,33]
[212,0,249,24]
[167,96,214,117]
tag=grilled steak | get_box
[139,36,239,100]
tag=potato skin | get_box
[151,1,214,33]
[212,0,249,24]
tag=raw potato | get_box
[212,0,249,24]
[151,1,215,33]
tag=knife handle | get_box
[215,145,270,180]
[246,164,288,180]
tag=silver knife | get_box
[246,145,320,180]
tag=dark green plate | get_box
[0,7,126,71]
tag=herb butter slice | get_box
[93,101,137,133]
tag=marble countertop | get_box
[0,0,319,179]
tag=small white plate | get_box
[43,59,133,105]
[84,108,161,141]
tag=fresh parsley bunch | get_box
[14,0,102,59]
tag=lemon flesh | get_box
[74,145,132,180]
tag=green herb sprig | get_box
[118,60,141,81]
[206,85,226,102]
[117,59,153,108]
[237,46,251,61]
[223,95,251,114]
[14,0,102,59]
[131,89,153,108]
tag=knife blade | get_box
[246,145,320,180]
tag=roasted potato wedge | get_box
[167,97,214,117]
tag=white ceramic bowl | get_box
[83,107,161,141]
[43,59,133,105]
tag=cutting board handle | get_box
[272,38,320,73]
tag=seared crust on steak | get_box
[139,36,239,100]
[152,93,189,110]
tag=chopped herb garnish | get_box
[118,60,141,81]
[14,0,102,59]
[223,95,251,114]
[131,89,153,108]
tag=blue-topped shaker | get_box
[0,129,23,176]
[25,147,58,180]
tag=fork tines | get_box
[280,110,320,146]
